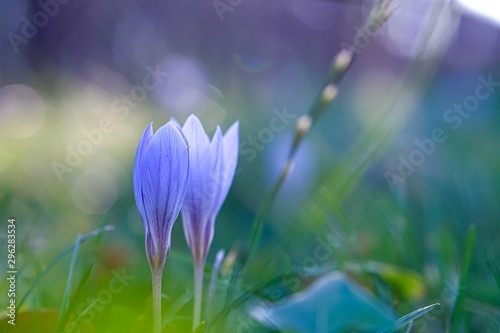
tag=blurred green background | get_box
[1,0,500,332]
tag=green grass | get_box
[1,1,500,332]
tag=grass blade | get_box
[486,254,500,293]
[56,233,82,331]
[162,291,194,328]
[450,225,477,331]
[64,298,99,332]
[62,218,111,325]
[18,225,114,309]
[377,303,441,333]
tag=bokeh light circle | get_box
[0,84,45,139]
[153,57,206,115]
[381,0,459,59]
[290,0,342,31]
[71,170,118,215]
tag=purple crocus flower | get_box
[180,115,239,265]
[134,121,190,269]
[133,121,190,333]
[177,115,239,328]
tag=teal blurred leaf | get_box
[249,272,396,333]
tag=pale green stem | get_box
[152,267,163,333]
[193,258,205,330]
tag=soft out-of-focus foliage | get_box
[250,273,397,332]
[1,0,500,332]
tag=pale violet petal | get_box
[182,115,215,223]
[133,123,153,227]
[140,122,189,267]
[169,117,181,128]
[181,114,210,149]
[211,121,239,217]
[168,119,189,148]
[180,116,239,264]
[204,127,224,250]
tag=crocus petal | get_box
[133,123,153,228]
[181,117,215,259]
[169,117,190,149]
[202,126,224,252]
[169,117,182,129]
[180,116,239,264]
[182,115,215,219]
[182,115,210,149]
[138,122,189,268]
[211,121,239,218]
[222,122,239,175]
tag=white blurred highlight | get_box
[0,85,45,139]
[458,0,500,25]
[381,0,459,59]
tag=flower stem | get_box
[193,258,205,330]
[152,267,163,333]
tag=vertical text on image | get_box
[6,218,17,326]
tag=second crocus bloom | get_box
[178,115,239,328]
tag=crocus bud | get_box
[180,115,239,266]
[176,114,239,328]
[133,122,190,271]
